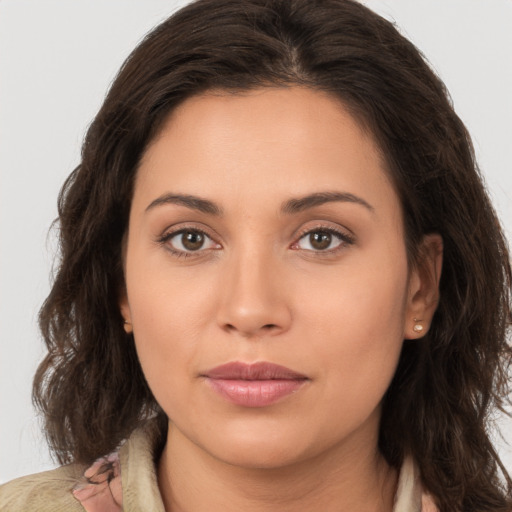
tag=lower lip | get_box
[205,378,306,407]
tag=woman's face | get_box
[121,87,435,468]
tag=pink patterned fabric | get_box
[72,452,123,512]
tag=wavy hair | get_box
[34,0,512,510]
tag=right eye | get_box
[159,228,220,257]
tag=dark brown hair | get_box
[34,0,512,510]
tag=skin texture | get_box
[120,87,442,512]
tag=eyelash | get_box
[293,225,355,254]
[157,224,355,260]
[157,227,220,259]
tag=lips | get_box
[204,361,308,380]
[202,361,309,407]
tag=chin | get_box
[197,423,322,470]
[213,440,304,470]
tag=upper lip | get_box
[203,361,308,380]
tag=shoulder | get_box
[0,463,86,512]
[0,421,162,512]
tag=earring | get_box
[123,320,133,334]
[413,318,424,333]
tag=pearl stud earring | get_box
[413,318,424,333]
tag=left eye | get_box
[165,229,219,253]
[295,229,349,252]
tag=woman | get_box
[1,0,511,510]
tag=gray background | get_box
[1,0,511,483]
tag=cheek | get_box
[296,250,408,407]
[299,247,408,336]
[126,242,215,336]
[125,251,242,419]
[124,258,212,401]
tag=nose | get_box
[216,248,292,339]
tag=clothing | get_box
[0,421,438,511]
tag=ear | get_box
[404,233,443,339]
[119,232,133,334]
[119,288,133,334]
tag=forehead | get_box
[134,86,398,219]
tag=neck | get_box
[157,420,398,512]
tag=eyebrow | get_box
[145,193,223,215]
[145,191,374,216]
[281,191,374,215]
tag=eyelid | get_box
[290,223,355,255]
[157,224,221,258]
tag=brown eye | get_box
[295,228,352,253]
[181,231,205,251]
[164,228,219,254]
[309,231,332,250]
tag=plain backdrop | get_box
[1,0,511,484]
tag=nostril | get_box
[223,323,279,335]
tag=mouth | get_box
[201,361,309,407]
